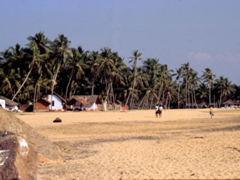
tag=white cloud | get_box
[187,52,211,60]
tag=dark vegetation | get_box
[0,32,239,109]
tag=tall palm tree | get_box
[175,67,184,109]
[97,47,115,111]
[50,34,72,110]
[65,47,88,100]
[202,68,216,106]
[27,32,51,55]
[12,41,48,100]
[157,64,174,104]
[181,62,190,108]
[221,78,235,102]
[214,76,226,107]
[125,50,142,110]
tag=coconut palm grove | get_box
[0,32,239,109]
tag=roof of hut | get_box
[31,98,51,104]
[222,99,237,105]
[234,100,240,105]
[38,98,51,104]
[72,95,98,106]
[53,92,67,103]
[67,97,90,107]
[0,96,18,106]
[197,100,209,106]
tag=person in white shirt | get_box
[155,103,163,118]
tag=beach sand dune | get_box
[16,109,240,179]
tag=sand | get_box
[16,108,240,179]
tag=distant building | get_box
[0,96,18,111]
[0,99,5,108]
[222,99,236,108]
[47,92,66,111]
[66,96,90,111]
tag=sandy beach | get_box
[16,108,240,179]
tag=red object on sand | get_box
[121,105,128,110]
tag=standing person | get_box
[155,103,163,118]
[155,104,160,118]
[159,103,163,117]
[210,105,214,118]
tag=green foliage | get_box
[0,32,239,109]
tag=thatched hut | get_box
[197,100,209,108]
[0,96,18,111]
[66,97,90,111]
[222,99,236,108]
[70,95,100,111]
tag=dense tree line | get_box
[0,32,239,110]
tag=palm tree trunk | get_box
[51,61,62,110]
[129,59,137,110]
[111,78,115,109]
[191,89,194,108]
[103,83,111,111]
[157,81,163,104]
[150,98,153,109]
[162,91,165,106]
[185,76,187,108]
[209,83,211,106]
[219,88,223,108]
[139,93,147,107]
[166,94,168,109]
[178,79,180,109]
[65,70,75,101]
[33,83,37,113]
[36,85,39,112]
[188,83,190,108]
[91,73,96,95]
[193,87,198,109]
[12,66,33,100]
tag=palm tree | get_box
[65,47,88,100]
[0,68,20,97]
[12,41,48,100]
[157,64,174,105]
[181,62,190,108]
[27,32,51,55]
[196,83,208,100]
[221,78,235,102]
[202,68,216,106]
[50,34,72,110]
[175,67,184,109]
[214,76,226,107]
[97,47,115,111]
[125,50,142,110]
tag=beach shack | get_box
[66,97,90,111]
[222,99,236,108]
[197,100,209,108]
[0,96,18,111]
[47,92,66,111]
[72,95,99,111]
[33,98,51,112]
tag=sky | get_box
[1,0,240,84]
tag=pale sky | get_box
[1,0,240,84]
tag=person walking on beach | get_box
[210,105,214,118]
[155,103,163,118]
